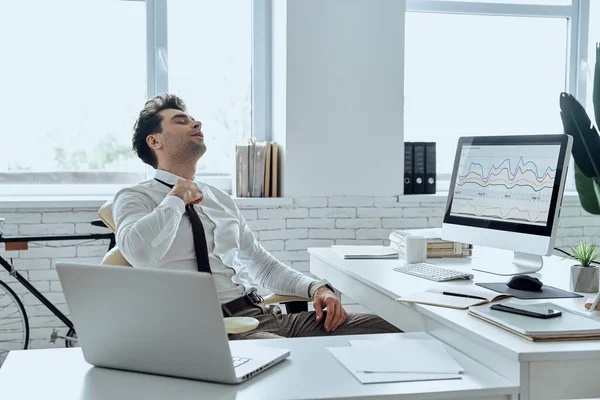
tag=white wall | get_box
[273,0,406,197]
[0,196,596,350]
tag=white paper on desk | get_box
[326,347,462,384]
[349,339,464,374]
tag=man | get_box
[113,94,400,339]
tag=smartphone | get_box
[490,303,562,319]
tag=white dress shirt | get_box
[112,170,315,303]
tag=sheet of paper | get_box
[326,347,462,384]
[348,339,465,374]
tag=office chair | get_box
[96,200,311,334]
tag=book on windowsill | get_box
[331,245,399,260]
[395,283,512,310]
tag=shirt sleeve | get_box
[113,189,186,267]
[233,205,315,298]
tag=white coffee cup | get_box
[405,235,427,264]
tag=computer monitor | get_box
[442,134,573,276]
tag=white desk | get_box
[309,246,600,400]
[0,333,517,400]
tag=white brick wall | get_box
[0,195,595,350]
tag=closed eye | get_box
[171,113,194,124]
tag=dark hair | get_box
[132,94,187,168]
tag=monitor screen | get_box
[444,135,570,237]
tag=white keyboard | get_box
[394,262,473,282]
[233,357,251,368]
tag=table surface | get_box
[308,246,600,362]
[0,333,517,400]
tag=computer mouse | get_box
[506,275,543,291]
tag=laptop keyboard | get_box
[233,357,251,368]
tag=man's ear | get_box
[146,134,162,150]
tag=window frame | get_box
[405,0,591,192]
[145,0,267,192]
[0,0,265,197]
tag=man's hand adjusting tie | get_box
[168,178,204,205]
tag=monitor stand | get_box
[473,251,543,276]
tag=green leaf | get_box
[575,163,600,214]
[594,42,600,133]
[560,93,600,178]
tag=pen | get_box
[442,291,487,300]
[589,291,600,312]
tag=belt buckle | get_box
[245,289,263,306]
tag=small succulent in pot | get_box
[568,241,600,268]
[567,241,600,293]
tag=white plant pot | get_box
[570,265,600,293]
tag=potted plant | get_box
[559,43,600,213]
[567,241,600,293]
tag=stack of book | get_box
[235,139,280,197]
[389,228,472,259]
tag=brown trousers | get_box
[229,304,401,340]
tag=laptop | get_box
[55,262,290,384]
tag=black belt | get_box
[222,289,264,317]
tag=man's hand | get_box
[168,179,204,205]
[313,287,348,332]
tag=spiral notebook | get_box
[331,245,399,260]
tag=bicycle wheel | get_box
[0,280,29,366]
[65,327,78,348]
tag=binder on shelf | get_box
[425,142,436,194]
[251,142,267,197]
[271,142,279,197]
[412,142,426,194]
[235,140,280,198]
[404,142,413,195]
[264,142,272,197]
[235,144,249,197]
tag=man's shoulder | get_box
[202,184,236,208]
[113,180,161,204]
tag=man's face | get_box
[151,108,207,163]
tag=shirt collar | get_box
[154,169,207,189]
[154,169,183,186]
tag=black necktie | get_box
[155,178,211,274]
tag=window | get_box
[448,0,570,4]
[168,0,252,177]
[586,1,599,119]
[0,0,259,196]
[404,0,589,190]
[0,0,146,194]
